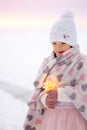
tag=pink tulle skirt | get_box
[41,107,87,130]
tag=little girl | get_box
[24,11,87,130]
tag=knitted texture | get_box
[50,11,77,46]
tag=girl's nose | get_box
[56,43,62,48]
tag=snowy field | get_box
[0,88,32,130]
[0,80,34,130]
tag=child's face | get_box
[52,41,71,54]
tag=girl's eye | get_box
[62,42,66,44]
[53,42,57,45]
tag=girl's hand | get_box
[46,90,57,109]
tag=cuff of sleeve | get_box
[58,87,71,102]
[64,85,74,95]
[40,94,48,108]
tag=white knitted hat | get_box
[50,11,77,46]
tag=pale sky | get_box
[0,0,87,29]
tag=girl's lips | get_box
[58,51,64,53]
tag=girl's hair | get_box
[70,46,73,48]
[54,52,57,58]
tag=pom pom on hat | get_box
[60,11,74,19]
[50,11,77,46]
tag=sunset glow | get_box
[0,0,87,29]
[0,17,52,29]
[0,15,87,30]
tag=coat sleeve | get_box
[28,58,49,111]
[64,59,87,121]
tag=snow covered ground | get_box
[0,89,30,130]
